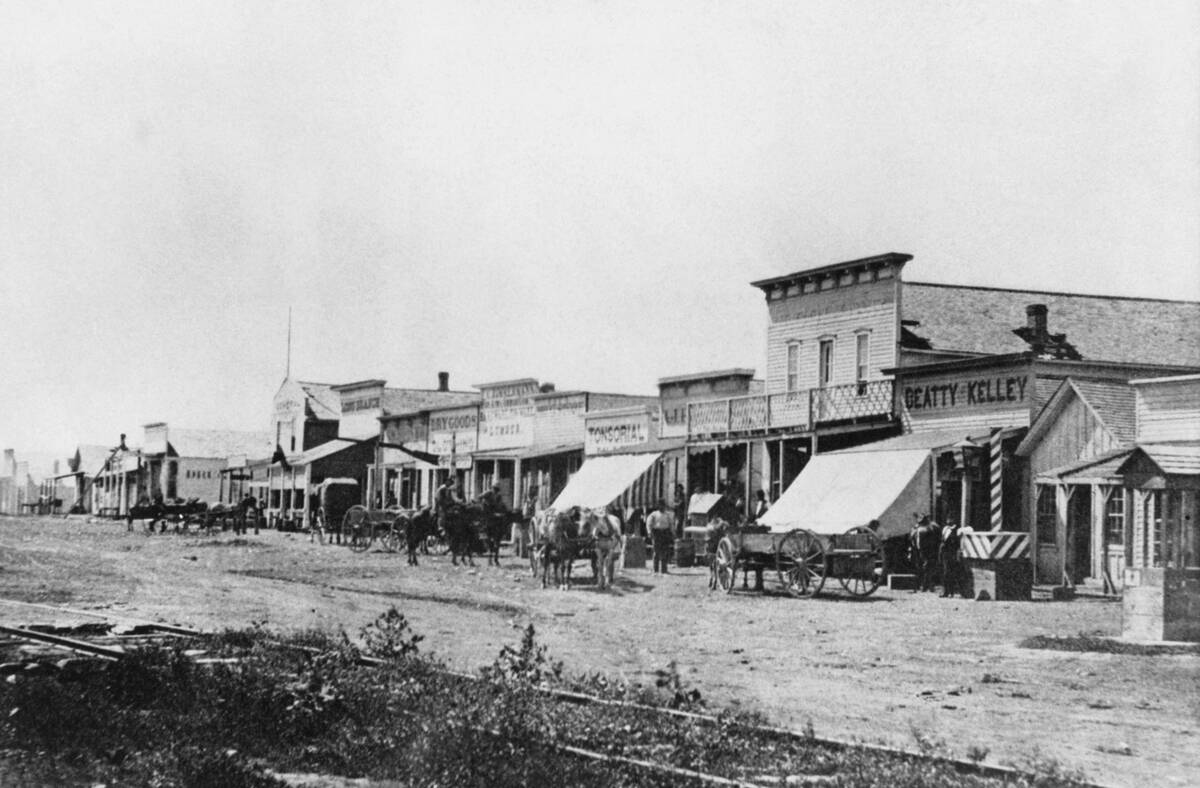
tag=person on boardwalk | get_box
[749,489,770,523]
[647,498,676,574]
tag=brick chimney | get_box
[437,372,450,392]
[1026,304,1048,355]
[119,434,127,451]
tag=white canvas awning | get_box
[550,452,662,512]
[758,448,932,539]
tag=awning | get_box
[472,443,584,462]
[758,443,938,538]
[1038,449,1133,484]
[550,452,662,512]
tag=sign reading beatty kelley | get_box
[902,374,1029,412]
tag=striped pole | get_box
[989,428,1004,531]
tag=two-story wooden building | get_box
[685,251,1200,532]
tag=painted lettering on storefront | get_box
[586,420,649,453]
[903,376,1028,411]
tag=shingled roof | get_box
[903,282,1200,367]
[297,381,341,420]
[380,388,479,415]
[1070,380,1138,444]
[166,429,274,460]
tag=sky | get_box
[2,0,1198,462]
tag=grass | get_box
[0,608,1095,787]
[1020,634,1200,656]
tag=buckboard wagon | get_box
[712,525,883,598]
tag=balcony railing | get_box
[685,379,894,439]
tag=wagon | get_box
[343,505,407,553]
[711,525,883,598]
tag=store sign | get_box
[536,393,587,412]
[586,415,650,454]
[427,406,478,466]
[902,374,1029,412]
[274,398,304,419]
[479,380,538,450]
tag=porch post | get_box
[1056,484,1074,587]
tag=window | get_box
[818,339,834,388]
[1036,486,1057,544]
[291,418,298,452]
[786,343,800,392]
[1146,491,1164,566]
[855,333,870,394]
[1104,488,1125,546]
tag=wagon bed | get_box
[712,525,883,598]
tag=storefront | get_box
[580,406,686,514]
[894,354,1198,586]
[264,438,376,530]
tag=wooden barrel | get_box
[674,538,696,568]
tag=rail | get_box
[686,380,894,438]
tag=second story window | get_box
[786,343,800,392]
[856,333,870,394]
[818,339,834,388]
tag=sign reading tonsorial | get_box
[586,410,652,454]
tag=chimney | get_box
[1026,304,1048,335]
[437,371,450,392]
[539,382,556,393]
[119,434,127,451]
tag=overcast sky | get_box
[2,0,1198,460]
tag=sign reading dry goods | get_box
[586,413,650,454]
[902,374,1029,412]
[427,406,478,466]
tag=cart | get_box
[712,525,883,598]
[343,505,407,553]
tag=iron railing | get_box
[685,379,894,438]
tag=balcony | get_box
[685,379,894,439]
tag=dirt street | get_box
[0,516,1196,787]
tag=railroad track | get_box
[0,599,1104,788]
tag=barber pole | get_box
[989,428,1004,530]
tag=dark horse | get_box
[909,515,941,592]
[402,507,438,566]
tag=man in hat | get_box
[646,498,676,574]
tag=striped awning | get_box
[550,452,663,513]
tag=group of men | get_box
[908,513,967,596]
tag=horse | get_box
[541,509,581,590]
[909,516,941,592]
[584,509,623,590]
[938,522,964,597]
[480,508,520,567]
[440,503,478,567]
[403,507,437,566]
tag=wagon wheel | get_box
[344,506,372,553]
[380,516,406,554]
[714,536,737,593]
[837,526,883,597]
[776,528,826,598]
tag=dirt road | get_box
[1,516,1195,787]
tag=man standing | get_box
[435,476,463,561]
[519,484,540,558]
[749,490,770,523]
[647,498,676,575]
